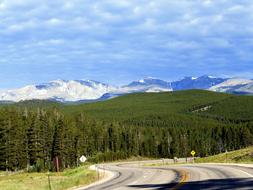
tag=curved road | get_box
[82,160,253,190]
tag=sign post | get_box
[191,150,196,163]
[225,150,228,163]
[47,171,52,190]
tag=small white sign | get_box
[80,155,87,163]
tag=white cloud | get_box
[203,0,213,7]
[0,2,6,10]
[0,0,253,85]
[13,19,36,30]
[46,18,63,26]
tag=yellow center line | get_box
[170,169,189,190]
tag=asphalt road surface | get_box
[82,160,253,190]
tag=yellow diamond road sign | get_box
[191,150,196,157]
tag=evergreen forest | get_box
[1,90,253,172]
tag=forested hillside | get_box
[1,90,253,172]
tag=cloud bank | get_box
[0,0,253,88]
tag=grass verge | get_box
[0,165,97,190]
[196,146,253,163]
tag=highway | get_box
[81,160,253,190]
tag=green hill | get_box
[63,90,231,121]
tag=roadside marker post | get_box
[225,150,228,163]
[98,167,100,180]
[191,150,196,163]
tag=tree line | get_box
[0,105,252,172]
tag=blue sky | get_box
[0,0,253,89]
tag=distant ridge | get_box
[0,75,253,102]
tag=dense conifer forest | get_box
[0,90,253,172]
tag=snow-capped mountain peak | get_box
[171,75,226,90]
[209,78,253,92]
[0,80,115,102]
[122,77,172,93]
[207,75,217,79]
[211,78,252,87]
[1,75,253,103]
[138,77,157,83]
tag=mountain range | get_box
[1,75,253,103]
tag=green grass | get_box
[196,146,253,164]
[0,165,97,190]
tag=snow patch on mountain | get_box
[209,78,253,92]
[235,83,253,94]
